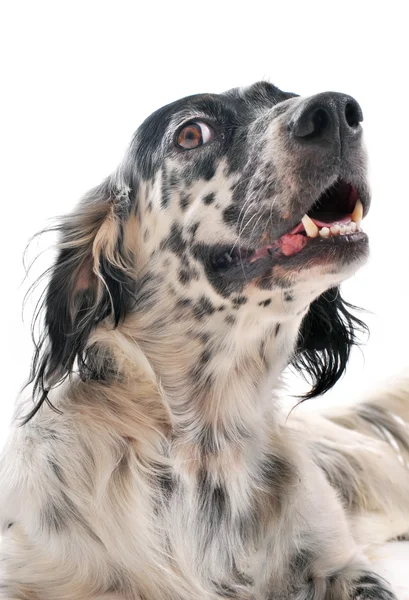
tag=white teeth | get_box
[301,214,319,237]
[319,227,330,238]
[351,198,363,225]
[299,203,364,242]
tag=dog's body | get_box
[1,82,409,599]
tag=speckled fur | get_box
[0,82,407,600]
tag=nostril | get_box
[345,102,362,129]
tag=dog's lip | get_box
[211,182,368,271]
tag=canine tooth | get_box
[319,227,330,238]
[330,225,341,236]
[351,199,363,224]
[301,215,319,237]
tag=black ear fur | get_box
[292,286,368,399]
[25,179,135,423]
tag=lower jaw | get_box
[215,232,369,283]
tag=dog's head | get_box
[28,82,369,420]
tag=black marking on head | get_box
[284,291,294,302]
[180,191,192,211]
[232,296,247,309]
[146,200,153,213]
[6,522,14,529]
[162,223,187,255]
[169,170,180,187]
[223,202,243,228]
[193,296,215,320]
[225,314,236,325]
[259,299,271,307]
[161,167,171,208]
[203,192,216,205]
[275,323,281,336]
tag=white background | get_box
[1,0,408,595]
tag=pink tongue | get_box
[279,233,307,256]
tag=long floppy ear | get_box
[291,286,368,399]
[26,178,136,423]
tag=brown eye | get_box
[176,121,213,150]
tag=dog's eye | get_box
[176,121,213,150]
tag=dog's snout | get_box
[290,92,363,144]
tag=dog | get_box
[1,81,409,600]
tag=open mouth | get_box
[211,179,367,271]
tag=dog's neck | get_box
[112,290,306,454]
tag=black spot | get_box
[259,298,271,307]
[218,305,226,311]
[232,296,247,308]
[180,192,191,211]
[223,202,243,228]
[275,323,281,336]
[169,170,180,187]
[178,269,192,285]
[161,168,172,208]
[197,468,228,525]
[225,314,236,325]
[284,291,294,302]
[176,297,192,308]
[259,453,296,493]
[192,331,211,344]
[200,347,213,365]
[193,296,215,320]
[146,200,153,213]
[203,192,216,205]
[6,522,14,529]
[189,222,200,239]
[162,223,187,255]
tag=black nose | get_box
[290,92,363,144]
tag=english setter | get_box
[1,82,409,600]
